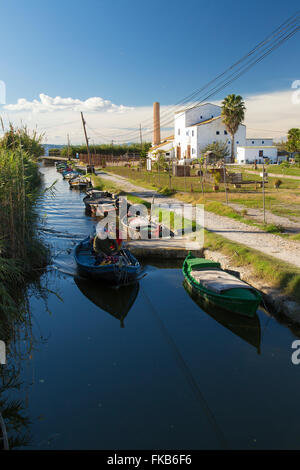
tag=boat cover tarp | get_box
[191,268,253,294]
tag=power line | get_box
[103,13,300,142]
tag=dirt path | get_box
[98,171,300,269]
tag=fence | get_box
[79,153,141,167]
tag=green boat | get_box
[182,252,262,318]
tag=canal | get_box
[3,165,300,450]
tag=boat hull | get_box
[182,253,262,318]
[74,238,141,284]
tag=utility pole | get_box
[67,134,70,160]
[81,112,91,167]
[139,124,143,148]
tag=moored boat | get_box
[83,191,117,213]
[74,236,141,284]
[120,214,173,240]
[182,252,262,317]
[69,177,90,190]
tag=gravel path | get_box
[243,169,300,181]
[98,171,300,268]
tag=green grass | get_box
[248,164,300,177]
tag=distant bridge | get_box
[38,156,72,163]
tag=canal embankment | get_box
[91,170,300,320]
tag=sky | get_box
[0,0,299,144]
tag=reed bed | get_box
[0,143,49,340]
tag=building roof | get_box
[174,102,220,114]
[149,138,174,152]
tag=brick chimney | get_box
[153,102,161,146]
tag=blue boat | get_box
[74,237,141,284]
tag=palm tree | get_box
[221,94,246,163]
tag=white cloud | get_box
[1,89,299,144]
[4,93,132,113]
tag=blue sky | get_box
[0,0,299,143]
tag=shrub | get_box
[274,179,283,189]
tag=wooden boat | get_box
[74,237,141,284]
[83,191,117,213]
[90,203,116,217]
[74,277,139,328]
[120,214,173,240]
[63,170,79,179]
[69,177,90,190]
[183,279,261,352]
[182,252,262,317]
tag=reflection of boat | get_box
[74,236,141,284]
[183,279,261,352]
[183,253,262,317]
[75,277,139,327]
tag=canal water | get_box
[4,165,300,450]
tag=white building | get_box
[174,103,246,163]
[237,138,278,164]
[147,101,277,165]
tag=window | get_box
[211,115,214,118]
[178,129,180,135]
[192,130,194,136]
[236,141,239,144]
[186,131,189,136]
[216,131,220,135]
[259,150,264,157]
[200,115,203,119]
[224,130,228,135]
[252,141,254,144]
[228,141,230,144]
[262,141,264,144]
[192,148,195,154]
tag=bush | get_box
[274,179,283,189]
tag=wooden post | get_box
[223,160,228,205]
[81,112,91,167]
[262,162,266,224]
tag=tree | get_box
[286,128,300,153]
[221,94,246,163]
[286,128,300,167]
[202,140,230,161]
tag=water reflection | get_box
[183,279,261,353]
[75,278,139,328]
